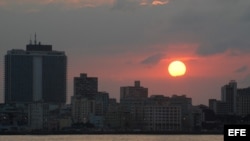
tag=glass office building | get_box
[5,41,67,104]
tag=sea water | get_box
[0,135,223,141]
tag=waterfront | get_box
[0,135,223,141]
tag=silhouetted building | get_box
[5,36,67,104]
[28,102,49,130]
[237,87,250,116]
[221,80,237,114]
[105,99,121,129]
[169,95,193,131]
[120,81,148,100]
[74,73,98,96]
[94,92,109,116]
[209,99,230,115]
[120,81,148,130]
[144,105,181,131]
[71,95,95,123]
[72,73,109,126]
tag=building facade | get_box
[120,81,148,100]
[5,40,67,104]
[72,73,109,126]
[221,80,237,114]
[237,87,250,116]
[169,95,193,131]
[74,73,98,96]
[120,81,148,130]
[144,105,181,131]
[71,95,95,123]
[209,99,230,115]
[28,102,49,130]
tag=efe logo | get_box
[228,129,246,136]
[224,125,250,141]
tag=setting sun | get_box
[168,60,186,77]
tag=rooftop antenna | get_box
[34,32,37,45]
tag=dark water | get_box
[0,135,223,141]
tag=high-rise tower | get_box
[4,35,67,104]
[221,80,237,114]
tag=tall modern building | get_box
[221,80,237,114]
[5,36,67,104]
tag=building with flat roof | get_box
[144,105,181,131]
[237,87,250,116]
[221,80,237,114]
[120,81,148,100]
[74,73,98,96]
[4,36,67,104]
[209,99,230,115]
[120,81,148,130]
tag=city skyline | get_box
[1,0,250,105]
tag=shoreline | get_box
[0,131,223,135]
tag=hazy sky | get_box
[1,0,250,105]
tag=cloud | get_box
[140,53,165,65]
[168,0,250,56]
[56,0,115,8]
[152,0,169,5]
[0,0,115,9]
[0,0,169,10]
[112,0,169,10]
[1,0,250,57]
[235,65,248,73]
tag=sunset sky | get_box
[1,0,250,105]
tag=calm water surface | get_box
[0,135,223,141]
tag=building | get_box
[74,73,98,96]
[209,99,230,115]
[5,36,67,104]
[72,73,109,125]
[28,102,49,130]
[169,95,193,131]
[221,80,237,114]
[144,105,181,131]
[191,106,203,131]
[147,95,170,105]
[94,92,109,116]
[120,81,148,130]
[0,104,28,131]
[237,87,250,116]
[71,95,95,123]
[104,99,120,129]
[120,81,148,100]
[209,99,217,112]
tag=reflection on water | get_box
[0,135,223,141]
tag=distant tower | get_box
[4,35,67,104]
[221,80,237,114]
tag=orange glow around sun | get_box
[168,60,186,77]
